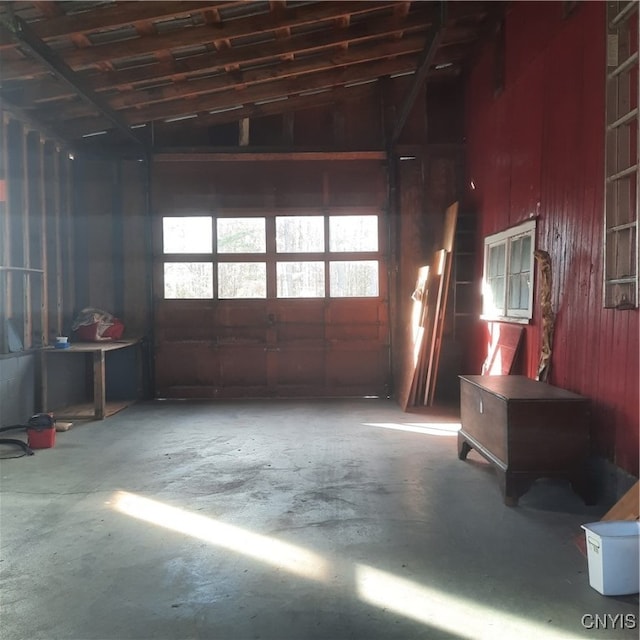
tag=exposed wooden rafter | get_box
[64,82,379,142]
[40,54,419,128]
[2,2,240,46]
[59,1,397,69]
[91,8,435,92]
[390,1,446,147]
[0,0,495,146]
[0,8,145,149]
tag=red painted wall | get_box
[466,1,639,475]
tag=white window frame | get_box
[481,219,536,323]
[603,2,639,309]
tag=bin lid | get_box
[582,521,640,537]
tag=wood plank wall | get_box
[392,148,463,404]
[465,1,639,475]
[0,111,74,349]
[390,76,465,404]
[73,157,151,338]
[154,88,385,150]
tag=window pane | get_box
[330,261,379,297]
[520,235,532,270]
[164,263,213,299]
[508,273,531,311]
[163,217,212,253]
[217,218,266,253]
[509,238,522,272]
[276,217,324,253]
[487,275,505,312]
[510,235,532,274]
[329,216,378,252]
[519,273,530,309]
[489,243,505,277]
[218,263,266,298]
[508,274,521,309]
[277,262,325,298]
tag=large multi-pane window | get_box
[161,213,381,299]
[482,220,536,321]
[604,1,638,309]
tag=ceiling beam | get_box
[106,34,428,111]
[89,8,434,92]
[0,3,489,83]
[10,35,472,109]
[132,55,419,125]
[37,53,419,127]
[0,2,237,52]
[0,47,50,80]
[59,2,397,69]
[0,7,435,86]
[31,2,64,18]
[390,2,447,147]
[152,83,381,139]
[0,8,145,149]
[61,81,379,142]
[29,2,239,41]
[153,151,387,161]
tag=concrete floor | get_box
[1,399,638,640]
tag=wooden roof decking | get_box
[0,1,497,149]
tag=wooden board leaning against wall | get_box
[400,202,458,410]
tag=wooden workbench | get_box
[40,338,142,420]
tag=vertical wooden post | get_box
[21,128,32,348]
[39,135,49,345]
[0,115,9,353]
[93,350,106,419]
[112,161,125,317]
[39,349,48,412]
[60,153,74,329]
[239,117,250,146]
[53,148,63,333]
[283,113,294,145]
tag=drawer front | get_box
[460,380,508,464]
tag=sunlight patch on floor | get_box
[111,491,583,639]
[356,565,584,640]
[111,491,329,582]
[363,422,461,437]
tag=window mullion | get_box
[265,215,277,299]
[506,240,512,316]
[324,214,330,299]
[212,216,218,299]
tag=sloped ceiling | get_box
[0,1,499,150]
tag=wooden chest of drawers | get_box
[458,375,592,506]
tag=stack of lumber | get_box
[401,203,458,409]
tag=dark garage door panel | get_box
[154,299,389,398]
